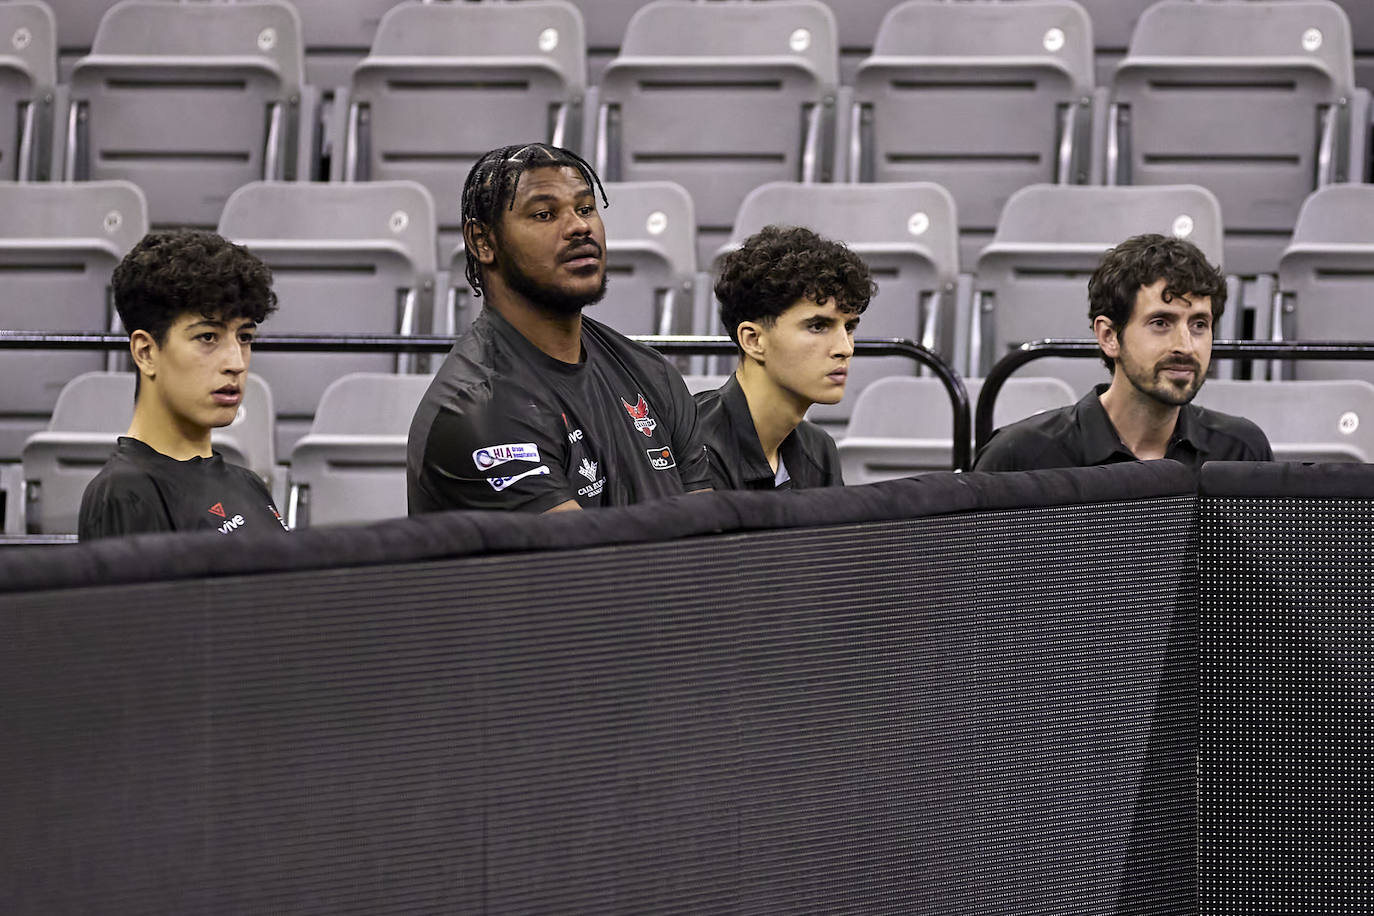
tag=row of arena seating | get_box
[17,368,1374,535]
[2,0,1371,271]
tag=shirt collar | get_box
[719,374,777,485]
[1079,382,1201,462]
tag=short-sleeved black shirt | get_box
[973,383,1274,472]
[408,308,712,513]
[79,437,288,540]
[693,374,843,490]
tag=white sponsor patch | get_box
[646,446,676,471]
[487,465,550,492]
[473,442,540,471]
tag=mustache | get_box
[1156,358,1200,372]
[560,240,602,261]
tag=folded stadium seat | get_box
[1277,184,1374,384]
[504,0,653,83]
[343,0,586,256]
[218,179,438,459]
[837,375,1077,483]
[1106,0,1369,281]
[752,0,902,84]
[285,371,435,528]
[0,180,147,465]
[1073,0,1158,86]
[717,180,959,435]
[0,0,56,181]
[680,373,730,396]
[290,0,405,92]
[64,0,309,228]
[20,371,273,535]
[43,0,115,79]
[973,182,1226,395]
[848,0,1095,269]
[1192,379,1374,462]
[594,0,839,267]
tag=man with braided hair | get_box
[408,143,712,513]
[698,225,875,489]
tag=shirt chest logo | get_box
[621,394,658,437]
[646,446,676,471]
[473,442,541,471]
[579,457,599,481]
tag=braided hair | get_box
[461,143,609,297]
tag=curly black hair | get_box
[1088,233,1226,372]
[714,225,876,346]
[460,142,608,297]
[113,228,277,344]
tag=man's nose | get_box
[834,328,854,358]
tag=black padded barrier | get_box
[1,462,1199,914]
[1199,462,1374,916]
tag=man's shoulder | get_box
[1185,402,1273,455]
[974,402,1082,471]
[583,316,676,382]
[84,448,160,499]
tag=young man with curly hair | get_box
[974,233,1271,471]
[408,143,712,513]
[697,225,875,489]
[79,229,288,540]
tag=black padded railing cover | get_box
[2,462,1198,914]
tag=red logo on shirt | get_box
[208,502,226,518]
[621,394,658,437]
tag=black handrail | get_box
[976,339,1374,454]
[0,331,973,471]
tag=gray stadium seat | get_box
[973,183,1226,394]
[344,0,586,245]
[218,179,438,458]
[0,0,56,181]
[1277,183,1374,383]
[720,180,960,431]
[1106,0,1367,276]
[1192,378,1374,461]
[1073,0,1158,85]
[285,371,435,528]
[65,0,307,227]
[20,371,273,535]
[44,0,118,75]
[849,0,1095,267]
[680,373,729,395]
[504,0,654,82]
[837,374,1077,483]
[0,180,147,463]
[594,0,839,265]
[290,0,404,91]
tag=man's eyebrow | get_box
[518,189,594,208]
[186,318,228,330]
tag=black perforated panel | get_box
[1200,495,1374,915]
[2,498,1197,914]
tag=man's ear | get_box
[1093,316,1120,360]
[129,329,157,381]
[464,218,496,266]
[737,321,766,364]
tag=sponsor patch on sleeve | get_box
[472,442,541,471]
[646,446,676,470]
[487,465,551,492]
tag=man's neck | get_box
[1097,376,1180,460]
[125,395,213,461]
[736,362,808,471]
[487,293,583,364]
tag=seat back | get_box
[720,180,959,428]
[974,182,1224,394]
[290,0,403,89]
[852,0,1094,266]
[0,0,56,180]
[1278,184,1374,384]
[1192,379,1374,462]
[596,0,838,264]
[347,0,586,238]
[286,371,436,527]
[0,179,146,461]
[1108,0,1355,275]
[218,179,438,457]
[67,0,305,227]
[20,371,273,534]
[837,375,1076,483]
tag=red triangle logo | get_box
[208,502,226,518]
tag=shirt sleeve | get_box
[1242,422,1275,462]
[662,364,713,492]
[78,473,173,540]
[971,429,1025,472]
[413,383,577,513]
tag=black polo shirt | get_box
[973,383,1273,472]
[694,374,843,490]
[408,307,712,513]
[79,437,288,540]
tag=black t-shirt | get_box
[79,437,288,540]
[408,308,712,513]
[694,374,843,490]
[974,383,1274,472]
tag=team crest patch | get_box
[621,394,658,437]
[646,446,676,471]
[473,442,541,471]
[579,457,599,481]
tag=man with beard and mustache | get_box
[974,233,1271,471]
[408,143,712,513]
